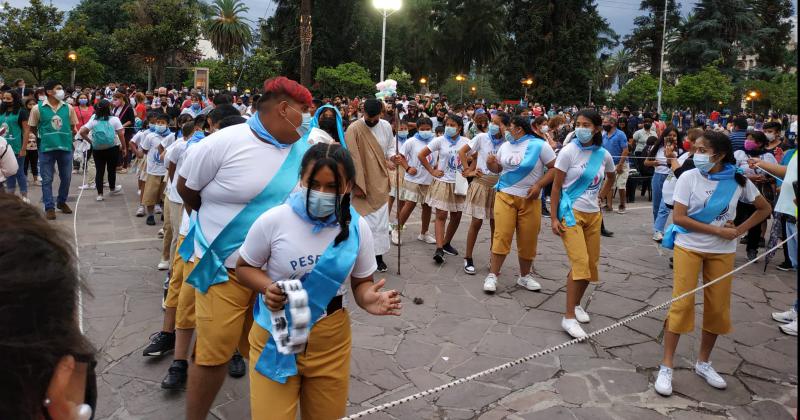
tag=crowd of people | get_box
[0,75,797,420]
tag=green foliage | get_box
[439,73,499,104]
[203,0,253,58]
[387,67,413,96]
[0,0,67,82]
[670,65,733,110]
[187,59,238,90]
[238,48,283,90]
[767,73,797,114]
[623,0,681,76]
[614,74,660,109]
[314,63,375,98]
[45,46,106,87]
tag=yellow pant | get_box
[175,258,196,330]
[165,235,186,309]
[142,174,165,206]
[666,245,734,335]
[249,309,352,420]
[194,271,254,366]
[560,209,602,282]
[491,192,541,260]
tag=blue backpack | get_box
[92,119,116,150]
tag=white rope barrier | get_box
[73,147,89,334]
[342,233,798,419]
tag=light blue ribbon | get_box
[248,112,290,149]
[253,207,361,383]
[662,164,739,250]
[495,135,544,191]
[558,147,607,227]
[287,190,339,233]
[308,104,347,149]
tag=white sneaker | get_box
[135,205,145,217]
[157,228,164,239]
[157,260,170,270]
[417,233,437,244]
[391,229,402,245]
[695,361,727,389]
[654,365,673,396]
[111,185,123,195]
[652,231,664,242]
[37,176,42,182]
[483,273,497,293]
[516,273,541,291]
[78,183,96,190]
[21,196,30,204]
[154,204,163,214]
[779,319,797,336]
[772,308,797,324]
[103,181,109,187]
[562,317,588,339]
[574,306,591,323]
[96,195,104,201]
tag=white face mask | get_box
[54,89,65,100]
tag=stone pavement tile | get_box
[595,369,650,396]
[430,342,474,374]
[500,389,558,412]
[436,292,493,319]
[732,279,769,303]
[537,291,569,313]
[624,313,666,339]
[729,321,784,346]
[586,290,648,319]
[665,408,728,419]
[591,322,652,348]
[740,362,797,384]
[511,288,553,308]
[669,369,751,406]
[558,355,636,373]
[736,345,798,381]
[478,407,515,420]
[435,381,511,410]
[608,405,670,419]
[351,324,403,353]
[350,347,408,391]
[104,377,186,419]
[765,336,799,358]
[553,374,590,404]
[477,331,541,359]
[608,340,666,369]
[480,360,560,390]
[349,377,383,404]
[569,407,616,420]
[729,400,796,420]
[517,308,568,331]
[426,313,494,349]
[395,338,442,370]
[510,326,597,357]
[519,406,577,420]
[400,300,438,326]
[404,366,452,390]
[739,376,798,408]
[210,396,250,420]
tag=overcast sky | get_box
[4,0,798,44]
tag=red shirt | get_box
[75,106,95,129]
[710,111,720,122]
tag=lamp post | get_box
[748,90,758,113]
[373,0,402,82]
[521,78,533,100]
[455,74,466,103]
[419,77,428,94]
[67,50,77,88]
[470,86,477,98]
[144,56,156,92]
[656,0,668,115]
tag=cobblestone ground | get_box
[32,166,797,420]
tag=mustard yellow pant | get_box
[491,192,541,260]
[560,209,602,282]
[142,174,165,206]
[165,235,186,309]
[666,245,734,335]
[194,270,254,366]
[175,258,196,330]
[249,309,352,420]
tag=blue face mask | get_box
[287,105,311,138]
[155,124,169,135]
[191,103,201,111]
[504,131,515,143]
[417,130,433,141]
[398,130,408,139]
[305,187,339,218]
[574,127,594,144]
[148,125,156,133]
[693,153,716,175]
[488,123,500,136]
[444,126,458,138]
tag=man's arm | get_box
[177,176,201,212]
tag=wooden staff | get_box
[393,100,401,275]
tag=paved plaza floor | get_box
[31,165,797,420]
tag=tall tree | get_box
[66,0,132,82]
[623,0,682,76]
[0,0,66,82]
[750,0,794,79]
[203,0,253,58]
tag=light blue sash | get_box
[308,104,347,148]
[253,207,361,383]
[182,139,311,293]
[495,135,545,191]
[662,165,739,250]
[558,147,607,227]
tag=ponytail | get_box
[702,130,747,186]
[334,193,352,245]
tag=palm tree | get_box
[204,0,253,58]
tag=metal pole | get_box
[588,80,592,105]
[147,66,152,92]
[459,82,463,104]
[380,10,387,81]
[656,0,668,114]
[70,67,76,89]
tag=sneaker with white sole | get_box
[417,233,436,244]
[21,196,30,204]
[111,185,123,195]
[483,273,497,293]
[157,228,165,239]
[136,204,145,217]
[652,231,664,242]
[154,204,163,214]
[391,229,402,245]
[561,317,588,339]
[695,361,727,389]
[516,273,541,291]
[464,258,476,275]
[779,319,797,336]
[157,260,170,270]
[78,183,96,190]
[772,307,797,324]
[96,195,104,201]
[574,306,591,323]
[654,365,673,396]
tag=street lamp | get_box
[470,86,477,97]
[455,74,466,103]
[144,56,156,92]
[748,90,759,113]
[419,77,428,94]
[67,50,78,88]
[521,78,533,100]
[373,0,402,82]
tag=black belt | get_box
[326,295,343,314]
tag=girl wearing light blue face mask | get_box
[236,143,402,419]
[394,118,438,245]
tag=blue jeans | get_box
[40,150,73,211]
[5,155,27,194]
[651,172,671,233]
[789,222,798,311]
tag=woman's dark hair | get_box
[181,121,196,138]
[445,113,464,130]
[746,131,769,153]
[218,115,246,130]
[1,89,23,114]
[575,108,603,146]
[532,116,548,128]
[94,99,112,120]
[510,115,536,136]
[701,130,746,186]
[416,116,433,129]
[299,143,357,245]
[24,98,37,110]
[495,111,512,126]
[0,194,93,419]
[649,126,680,158]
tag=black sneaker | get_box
[146,215,156,226]
[601,228,614,238]
[376,259,388,273]
[228,351,246,378]
[747,249,758,261]
[161,360,188,390]
[777,261,795,271]
[442,243,459,256]
[463,258,476,275]
[143,331,175,357]
[739,237,748,245]
[433,248,445,264]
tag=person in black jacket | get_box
[112,92,135,172]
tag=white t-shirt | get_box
[130,130,146,147]
[239,204,377,303]
[734,150,778,177]
[554,142,615,213]
[426,135,469,184]
[178,123,293,268]
[774,153,797,216]
[495,138,556,198]
[368,119,396,158]
[307,127,335,145]
[653,148,671,175]
[662,152,691,206]
[401,138,437,185]
[673,169,760,253]
[164,139,188,204]
[141,132,173,176]
[467,133,503,174]
[83,116,123,147]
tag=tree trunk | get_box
[299,0,313,87]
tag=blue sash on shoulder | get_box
[308,104,347,149]
[495,135,545,191]
[558,146,607,227]
[182,139,311,293]
[253,207,361,383]
[661,165,739,250]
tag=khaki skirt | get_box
[399,180,430,204]
[389,167,406,198]
[464,174,499,220]
[425,179,466,212]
